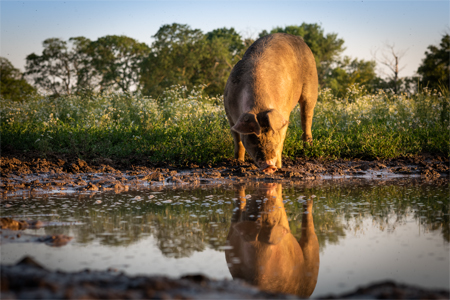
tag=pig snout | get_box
[260,161,277,174]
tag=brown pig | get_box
[224,33,318,173]
[225,183,320,297]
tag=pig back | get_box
[224,33,317,121]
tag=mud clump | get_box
[65,158,96,174]
[0,218,73,247]
[37,234,73,247]
[0,218,44,230]
[421,168,441,179]
[0,218,29,230]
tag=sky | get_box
[1,0,449,78]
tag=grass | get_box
[1,84,449,164]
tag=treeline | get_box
[1,23,449,101]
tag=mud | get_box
[1,154,448,198]
[0,229,73,247]
[0,217,74,247]
[1,257,448,299]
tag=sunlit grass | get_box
[1,84,448,164]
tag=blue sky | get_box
[1,0,448,78]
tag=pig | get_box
[225,183,320,297]
[224,33,318,173]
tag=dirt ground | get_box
[1,256,449,300]
[1,152,448,197]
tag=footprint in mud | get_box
[0,217,73,247]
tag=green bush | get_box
[1,85,448,164]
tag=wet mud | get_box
[0,217,74,247]
[1,256,448,299]
[1,154,448,198]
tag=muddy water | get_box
[1,179,448,297]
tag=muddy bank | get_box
[1,154,448,198]
[1,257,448,300]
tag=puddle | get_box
[1,178,448,297]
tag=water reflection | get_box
[226,183,320,297]
[1,179,448,295]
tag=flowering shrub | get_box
[1,84,448,163]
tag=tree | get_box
[141,23,244,97]
[324,56,378,97]
[203,27,246,96]
[140,24,207,97]
[205,27,246,57]
[260,24,345,86]
[0,57,36,101]
[417,33,450,90]
[373,42,408,94]
[88,35,150,93]
[69,36,100,93]
[25,37,97,95]
[25,38,75,95]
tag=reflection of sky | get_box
[1,1,448,77]
[312,216,449,297]
[1,233,233,279]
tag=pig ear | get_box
[231,113,261,136]
[266,109,289,131]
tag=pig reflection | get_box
[225,184,320,298]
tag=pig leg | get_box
[276,128,288,168]
[276,152,282,169]
[231,131,246,161]
[237,186,247,211]
[299,199,320,294]
[299,84,318,143]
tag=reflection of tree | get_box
[32,188,235,258]
[281,179,449,250]
[66,191,234,258]
[5,178,448,258]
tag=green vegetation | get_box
[2,84,448,163]
[1,24,448,161]
[0,57,36,101]
[417,33,450,91]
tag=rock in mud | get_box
[86,182,99,191]
[38,234,73,247]
[421,168,441,179]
